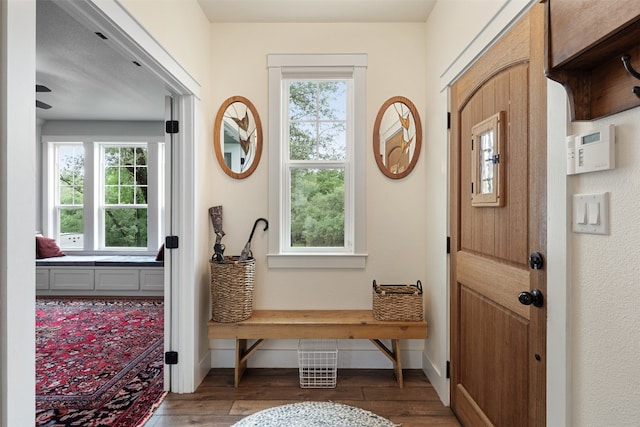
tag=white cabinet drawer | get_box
[140,268,164,292]
[50,269,94,290]
[95,268,139,291]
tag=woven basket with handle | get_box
[210,257,255,322]
[372,280,423,321]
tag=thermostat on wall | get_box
[566,124,615,175]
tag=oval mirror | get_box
[214,96,263,179]
[373,96,422,179]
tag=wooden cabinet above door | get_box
[545,0,640,121]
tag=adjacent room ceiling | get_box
[197,0,437,23]
[36,0,168,122]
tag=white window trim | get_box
[267,54,368,269]
[42,136,163,255]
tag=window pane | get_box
[290,168,345,247]
[57,145,84,206]
[121,147,135,165]
[135,166,147,185]
[59,185,73,204]
[104,147,119,166]
[120,186,134,204]
[104,208,148,247]
[120,167,134,185]
[318,122,346,160]
[288,80,347,161]
[290,121,317,160]
[289,81,318,121]
[105,186,119,204]
[105,167,119,185]
[59,208,84,249]
[135,147,147,165]
[479,130,495,194]
[136,186,148,204]
[318,81,346,121]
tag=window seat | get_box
[36,255,164,296]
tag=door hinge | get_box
[447,112,451,130]
[492,154,500,164]
[165,235,179,249]
[446,361,451,379]
[165,120,179,134]
[165,351,178,365]
[446,236,451,254]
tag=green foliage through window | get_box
[102,145,148,248]
[287,80,348,248]
[290,168,345,247]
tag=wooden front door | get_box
[449,4,547,426]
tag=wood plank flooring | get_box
[145,368,461,426]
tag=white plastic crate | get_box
[298,339,338,388]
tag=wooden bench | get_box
[207,310,428,388]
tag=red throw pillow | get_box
[36,236,65,259]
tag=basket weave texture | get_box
[210,257,255,322]
[372,280,423,321]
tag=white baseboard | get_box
[197,349,211,389]
[209,339,426,369]
[422,351,449,406]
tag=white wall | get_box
[207,21,429,368]
[566,109,640,426]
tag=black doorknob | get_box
[518,289,544,307]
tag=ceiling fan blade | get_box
[36,84,51,93]
[36,100,52,109]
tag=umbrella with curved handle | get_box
[239,218,268,261]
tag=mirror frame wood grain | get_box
[373,96,422,179]
[213,96,263,179]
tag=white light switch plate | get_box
[572,193,609,235]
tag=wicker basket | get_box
[210,257,255,322]
[372,280,423,321]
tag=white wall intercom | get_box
[566,124,615,175]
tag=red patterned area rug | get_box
[35,298,166,427]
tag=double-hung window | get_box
[45,139,163,253]
[267,54,367,268]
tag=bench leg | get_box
[392,339,404,388]
[234,338,267,387]
[235,339,247,387]
[370,339,404,388]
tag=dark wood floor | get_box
[145,368,461,426]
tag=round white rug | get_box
[232,401,401,427]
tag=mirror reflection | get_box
[214,96,263,179]
[373,96,422,179]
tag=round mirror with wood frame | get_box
[373,96,422,179]
[213,96,263,179]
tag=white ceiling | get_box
[36,0,436,122]
[197,0,437,23]
[36,0,168,121]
